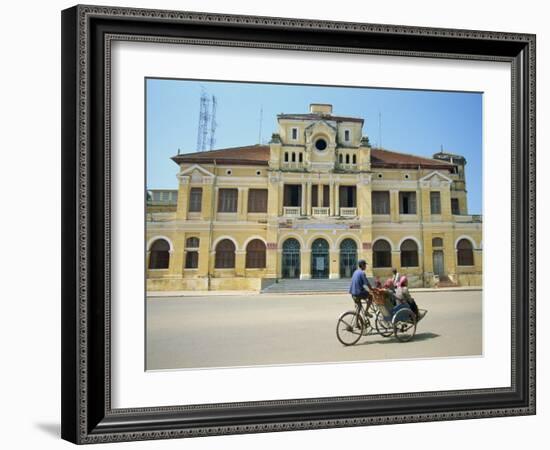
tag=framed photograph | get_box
[61,4,536,444]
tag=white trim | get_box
[454,235,477,249]
[279,233,305,249]
[306,233,334,250]
[211,235,240,251]
[146,235,174,253]
[290,126,299,141]
[178,164,216,178]
[419,170,454,183]
[334,234,361,249]
[372,236,396,251]
[243,235,267,249]
[397,235,422,251]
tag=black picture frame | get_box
[61,4,536,444]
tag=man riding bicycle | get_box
[349,259,373,318]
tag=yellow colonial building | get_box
[146,104,482,291]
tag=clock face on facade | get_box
[315,138,328,151]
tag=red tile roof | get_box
[172,145,270,166]
[172,145,455,170]
[370,148,455,170]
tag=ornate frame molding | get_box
[61,4,536,444]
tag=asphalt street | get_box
[146,290,482,370]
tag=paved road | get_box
[146,290,482,370]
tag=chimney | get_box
[309,103,333,115]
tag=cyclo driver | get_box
[348,259,373,318]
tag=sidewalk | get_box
[148,286,482,298]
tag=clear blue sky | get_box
[146,78,482,214]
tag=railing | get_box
[283,206,301,217]
[281,162,306,170]
[340,207,357,217]
[454,214,482,223]
[338,163,357,171]
[312,207,330,217]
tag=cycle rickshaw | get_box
[336,288,426,346]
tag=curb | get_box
[148,287,482,298]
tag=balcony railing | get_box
[283,206,301,217]
[312,207,330,217]
[340,207,357,217]
[281,162,306,170]
[454,214,483,223]
[337,163,357,171]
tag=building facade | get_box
[146,104,482,291]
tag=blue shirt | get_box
[349,269,371,295]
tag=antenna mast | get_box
[258,106,263,144]
[209,95,217,150]
[196,89,210,152]
[378,111,382,149]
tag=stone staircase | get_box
[261,278,351,294]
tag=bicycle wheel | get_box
[336,311,364,346]
[375,311,393,337]
[393,308,417,342]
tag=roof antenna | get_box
[378,110,382,149]
[258,105,263,144]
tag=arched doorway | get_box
[282,238,301,279]
[339,239,357,278]
[311,238,330,279]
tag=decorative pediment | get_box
[419,170,453,187]
[305,120,337,139]
[177,164,215,184]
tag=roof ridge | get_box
[178,143,267,157]
[372,147,454,165]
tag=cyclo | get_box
[336,288,424,346]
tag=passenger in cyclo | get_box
[391,268,401,288]
[371,278,397,312]
[395,275,420,317]
[348,259,374,318]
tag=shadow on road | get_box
[354,332,441,346]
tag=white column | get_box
[301,183,307,216]
[335,183,340,216]
[306,182,312,216]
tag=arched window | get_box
[246,239,266,268]
[400,239,419,267]
[291,152,296,162]
[352,154,357,164]
[339,154,343,163]
[457,239,474,266]
[299,152,303,163]
[340,239,358,277]
[432,237,443,247]
[215,239,236,269]
[345,154,350,164]
[185,237,200,269]
[282,238,301,279]
[284,152,289,162]
[149,239,170,269]
[373,240,392,268]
